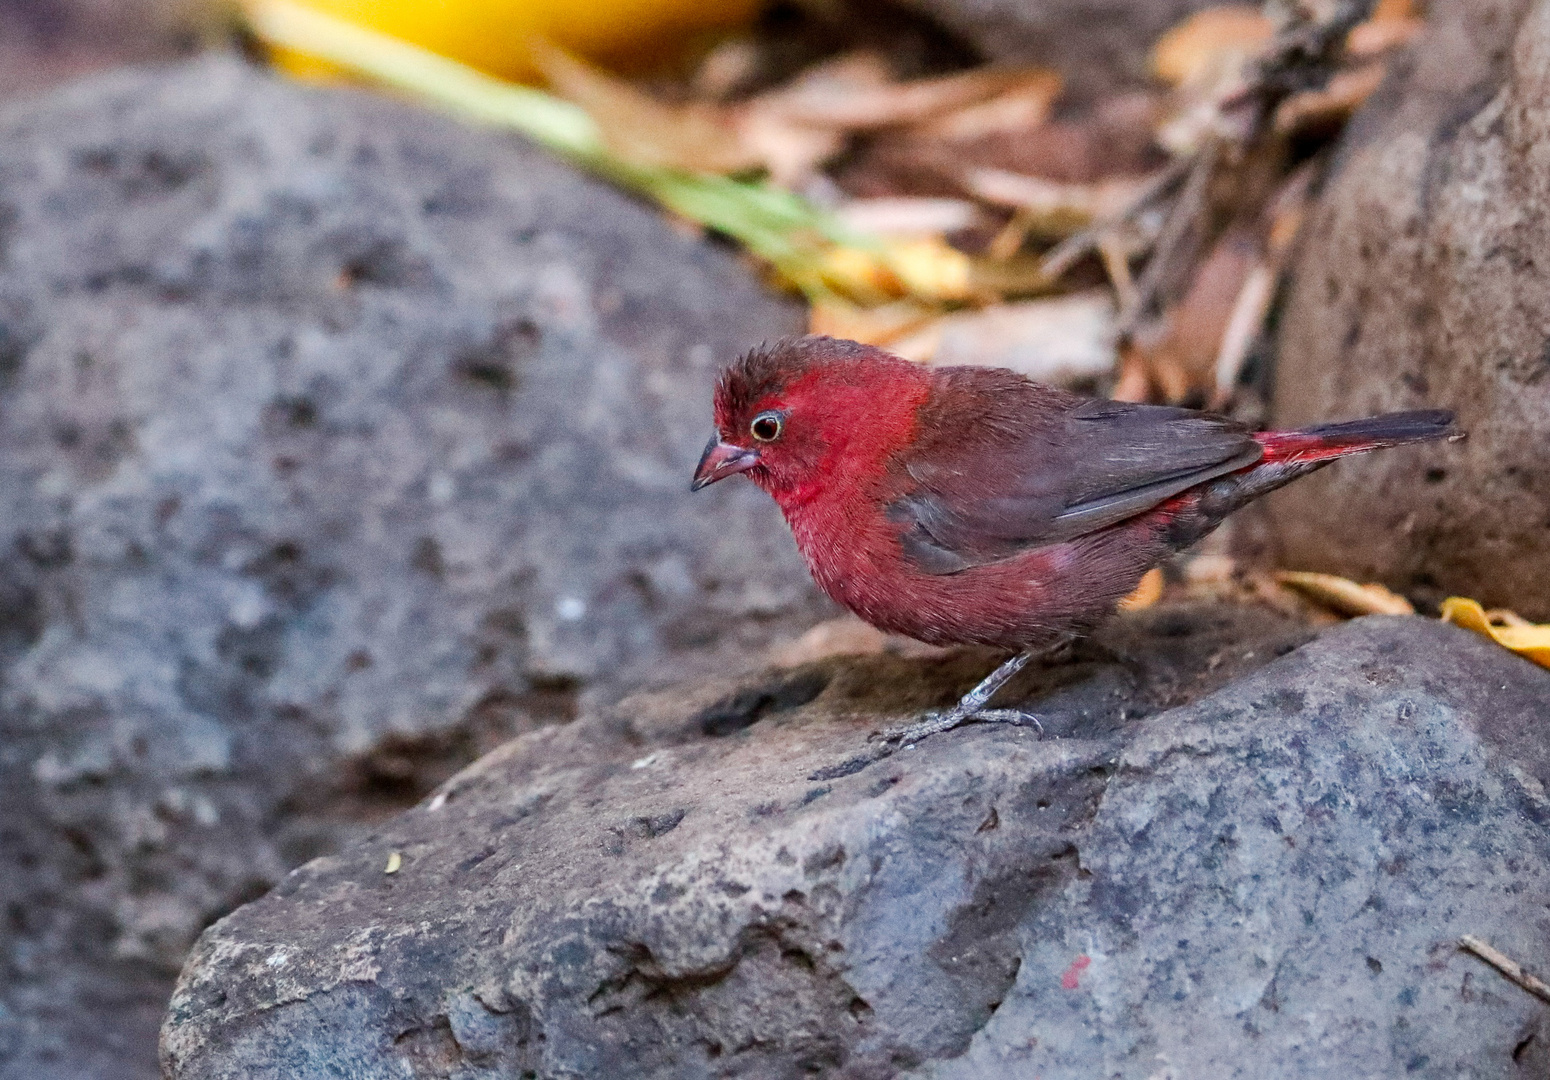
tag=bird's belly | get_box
[803,535,1148,650]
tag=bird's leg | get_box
[882,649,1045,747]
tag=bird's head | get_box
[692,336,930,501]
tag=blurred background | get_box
[0,0,1425,410]
[16,1,1550,1078]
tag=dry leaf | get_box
[808,299,935,346]
[728,54,891,185]
[817,237,980,303]
[530,39,757,174]
[886,237,976,299]
[1275,571,1416,617]
[837,92,1162,204]
[1126,226,1261,403]
[732,52,1029,187]
[769,615,947,666]
[693,36,760,100]
[1347,16,1423,58]
[965,170,1151,238]
[1439,598,1550,669]
[1151,6,1274,88]
[1152,6,1274,155]
[733,107,847,186]
[965,255,1061,299]
[1350,0,1423,58]
[1111,343,1152,403]
[1484,609,1536,629]
[1183,553,1236,586]
[756,61,1062,131]
[1221,569,1344,625]
[1273,61,1387,137]
[1211,261,1274,404]
[1119,567,1166,611]
[770,616,889,666]
[835,197,982,237]
[910,71,1063,141]
[892,292,1116,382]
[740,52,893,124]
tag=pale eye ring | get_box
[749,411,784,442]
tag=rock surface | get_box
[165,606,1550,1078]
[896,0,1220,100]
[1269,0,1550,617]
[0,0,212,101]
[0,58,821,1080]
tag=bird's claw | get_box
[971,708,1045,734]
[876,705,1045,748]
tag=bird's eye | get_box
[750,411,784,442]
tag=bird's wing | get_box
[891,370,1261,574]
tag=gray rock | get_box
[0,57,822,1079]
[0,0,211,102]
[896,0,1221,100]
[1269,0,1550,618]
[162,610,1550,1078]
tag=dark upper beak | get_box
[691,435,760,491]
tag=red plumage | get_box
[693,336,1459,654]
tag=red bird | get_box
[692,337,1458,744]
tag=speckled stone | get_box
[0,56,822,1080]
[166,611,1550,1079]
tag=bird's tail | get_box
[1169,409,1462,550]
[1254,409,1460,465]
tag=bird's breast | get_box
[775,484,1163,649]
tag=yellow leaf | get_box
[244,1,878,303]
[887,238,974,300]
[249,0,760,85]
[816,237,974,304]
[1274,571,1415,617]
[1440,597,1550,669]
[384,851,402,874]
[1119,567,1166,612]
[1151,6,1274,88]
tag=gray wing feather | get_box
[893,393,1260,574]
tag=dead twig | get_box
[1098,233,1140,313]
[1118,139,1219,336]
[1046,0,1378,296]
[1210,260,1275,405]
[1249,0,1381,113]
[1038,157,1192,282]
[1459,935,1550,1005]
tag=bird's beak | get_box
[691,436,760,491]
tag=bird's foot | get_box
[873,648,1051,748]
[972,708,1045,734]
[879,704,1044,748]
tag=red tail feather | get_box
[1256,409,1458,465]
